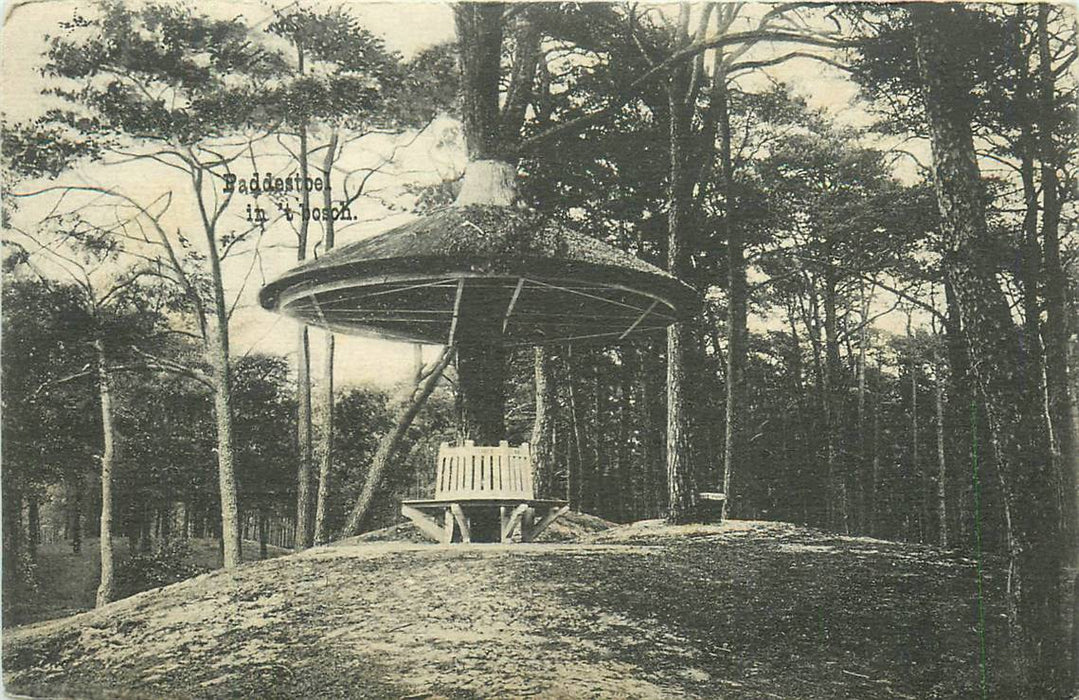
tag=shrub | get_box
[115,539,207,598]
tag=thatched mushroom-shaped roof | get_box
[259,206,698,346]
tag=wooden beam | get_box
[522,277,662,316]
[522,505,569,542]
[402,504,449,543]
[443,507,455,544]
[619,299,659,340]
[450,504,471,544]
[446,278,465,347]
[502,277,525,333]
[501,503,529,542]
[310,292,329,327]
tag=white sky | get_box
[2,1,933,389]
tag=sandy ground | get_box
[2,519,1008,699]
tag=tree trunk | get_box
[911,5,1063,691]
[159,504,171,544]
[2,484,22,592]
[1037,4,1079,683]
[206,242,242,568]
[565,349,585,512]
[935,357,949,549]
[454,3,504,162]
[665,58,698,524]
[295,325,313,549]
[530,347,557,498]
[314,129,340,546]
[294,105,315,550]
[70,470,82,554]
[93,338,116,607]
[943,279,973,545]
[824,272,845,532]
[871,364,882,538]
[342,348,452,536]
[907,313,923,542]
[639,342,662,518]
[455,297,508,445]
[717,59,744,522]
[856,285,872,533]
[259,509,268,560]
[26,496,39,561]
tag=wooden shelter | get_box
[258,207,698,347]
[259,204,698,542]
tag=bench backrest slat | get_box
[434,441,534,500]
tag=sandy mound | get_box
[339,509,616,546]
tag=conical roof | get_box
[259,206,698,346]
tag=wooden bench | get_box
[401,440,569,544]
[697,491,727,522]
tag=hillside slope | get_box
[3,520,1008,699]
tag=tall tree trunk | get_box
[871,365,882,538]
[717,59,744,522]
[296,324,313,548]
[530,347,557,497]
[1036,3,1079,684]
[585,356,602,515]
[907,313,923,542]
[199,176,243,569]
[616,351,631,521]
[943,279,973,545]
[823,272,844,532]
[565,349,585,512]
[313,129,340,546]
[856,284,873,533]
[911,5,1063,691]
[935,355,949,549]
[294,99,315,549]
[93,337,116,607]
[665,55,698,524]
[451,3,515,444]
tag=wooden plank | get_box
[522,505,569,542]
[402,504,450,543]
[450,504,471,544]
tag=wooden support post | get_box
[502,278,525,333]
[443,507,455,545]
[522,505,569,542]
[446,279,465,347]
[619,299,659,341]
[523,507,536,540]
[450,504,471,544]
[402,504,449,543]
[501,503,529,542]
